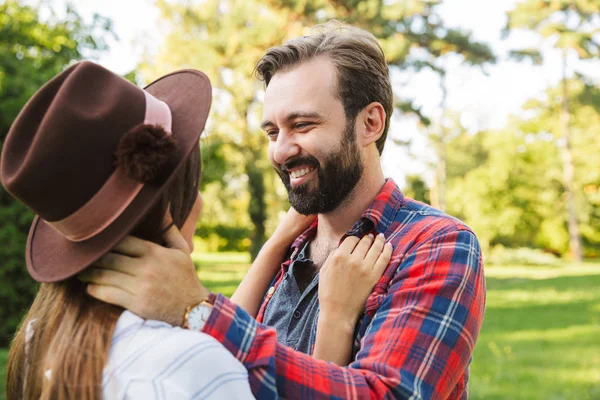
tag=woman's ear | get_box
[360,102,386,147]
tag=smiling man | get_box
[261,58,366,218]
[83,22,486,399]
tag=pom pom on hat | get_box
[115,124,175,183]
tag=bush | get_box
[195,224,251,252]
[486,245,561,266]
[0,199,37,347]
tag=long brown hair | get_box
[6,147,201,400]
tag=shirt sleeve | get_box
[201,227,485,400]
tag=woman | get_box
[2,61,390,399]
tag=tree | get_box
[445,79,600,257]
[504,0,600,261]
[0,0,113,346]
[519,79,600,256]
[144,0,495,258]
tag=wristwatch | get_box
[183,299,213,331]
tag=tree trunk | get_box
[560,52,583,262]
[434,74,448,212]
[246,157,267,261]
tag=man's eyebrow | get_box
[260,120,275,130]
[286,111,323,121]
[260,112,324,131]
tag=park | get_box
[1,0,599,398]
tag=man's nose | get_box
[272,131,300,166]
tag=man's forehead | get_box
[262,58,338,119]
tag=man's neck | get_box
[315,167,385,245]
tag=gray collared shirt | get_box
[262,241,320,354]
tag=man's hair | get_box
[255,20,393,154]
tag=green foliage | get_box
[403,175,430,204]
[505,0,600,62]
[195,224,251,252]
[487,246,561,266]
[504,0,600,261]
[0,1,112,347]
[444,79,600,256]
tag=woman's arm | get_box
[313,233,392,365]
[230,209,315,317]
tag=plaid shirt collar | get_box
[287,178,404,261]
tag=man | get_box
[83,22,485,399]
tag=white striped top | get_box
[102,311,255,399]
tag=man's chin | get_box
[288,181,317,196]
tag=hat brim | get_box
[26,70,212,283]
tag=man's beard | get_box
[275,119,363,215]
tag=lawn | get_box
[2,255,599,399]
[470,263,600,399]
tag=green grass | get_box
[470,263,600,400]
[193,251,251,297]
[3,255,599,399]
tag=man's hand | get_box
[79,225,209,326]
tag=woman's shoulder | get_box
[103,311,254,399]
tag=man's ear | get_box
[359,102,386,147]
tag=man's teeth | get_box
[290,167,314,179]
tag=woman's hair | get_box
[6,146,201,400]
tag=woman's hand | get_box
[319,233,392,322]
[314,233,392,365]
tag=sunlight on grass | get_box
[192,251,251,265]
[500,324,599,342]
[489,287,599,307]
[192,252,251,297]
[485,263,600,279]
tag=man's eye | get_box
[294,122,312,130]
[267,130,278,138]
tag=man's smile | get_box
[288,166,316,186]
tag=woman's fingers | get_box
[337,235,361,254]
[374,242,393,275]
[364,233,386,264]
[351,233,375,258]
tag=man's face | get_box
[261,57,363,215]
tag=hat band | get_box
[47,91,173,242]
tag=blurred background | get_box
[1,0,599,398]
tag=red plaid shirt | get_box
[203,179,486,399]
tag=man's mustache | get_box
[278,157,320,173]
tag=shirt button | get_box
[293,310,301,319]
[267,287,275,296]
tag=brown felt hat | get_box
[0,61,212,283]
